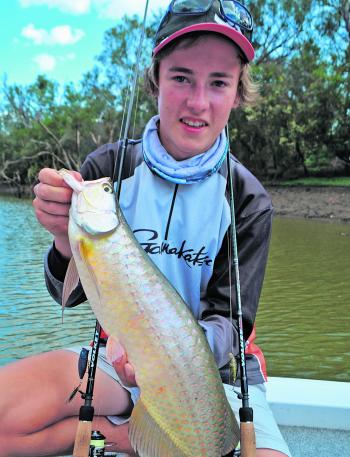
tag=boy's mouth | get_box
[180,118,208,128]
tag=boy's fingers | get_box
[106,336,125,364]
[124,363,137,387]
[38,168,82,188]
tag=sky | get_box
[1,0,166,88]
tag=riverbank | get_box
[266,186,350,223]
[1,183,349,223]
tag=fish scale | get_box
[61,171,239,457]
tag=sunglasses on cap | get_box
[159,0,253,41]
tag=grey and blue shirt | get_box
[45,120,273,385]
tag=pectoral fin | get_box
[62,257,80,321]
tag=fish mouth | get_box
[59,169,84,192]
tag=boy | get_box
[0,1,291,456]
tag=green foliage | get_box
[279,177,350,186]
[0,2,349,190]
[231,1,349,179]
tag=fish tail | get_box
[129,399,189,457]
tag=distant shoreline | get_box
[1,184,349,224]
[0,184,33,199]
[266,185,350,224]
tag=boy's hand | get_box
[33,168,82,258]
[106,336,137,388]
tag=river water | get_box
[0,195,349,382]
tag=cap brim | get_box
[153,22,254,62]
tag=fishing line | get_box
[227,213,234,387]
[114,0,150,201]
[111,35,140,183]
[111,70,134,184]
[131,80,141,141]
[120,67,136,139]
[117,84,130,147]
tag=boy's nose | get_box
[186,85,209,112]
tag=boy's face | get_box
[157,34,241,161]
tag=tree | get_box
[1,2,349,190]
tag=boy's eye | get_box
[213,80,227,87]
[173,75,187,83]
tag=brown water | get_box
[257,217,350,382]
[1,196,349,381]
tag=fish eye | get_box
[102,183,113,194]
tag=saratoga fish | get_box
[60,170,239,457]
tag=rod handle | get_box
[72,419,92,457]
[239,407,256,457]
[72,405,94,457]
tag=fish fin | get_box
[62,257,80,321]
[129,399,188,457]
[222,400,240,455]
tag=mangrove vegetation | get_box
[0,0,349,195]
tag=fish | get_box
[60,170,239,457]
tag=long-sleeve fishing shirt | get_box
[44,136,273,386]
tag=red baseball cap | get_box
[153,0,254,62]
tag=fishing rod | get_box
[226,140,256,457]
[73,321,102,457]
[114,0,150,201]
[72,3,150,457]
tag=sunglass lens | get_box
[222,0,252,30]
[172,0,212,14]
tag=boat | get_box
[267,377,350,457]
[113,377,350,456]
[68,377,350,456]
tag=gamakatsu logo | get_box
[134,229,213,267]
